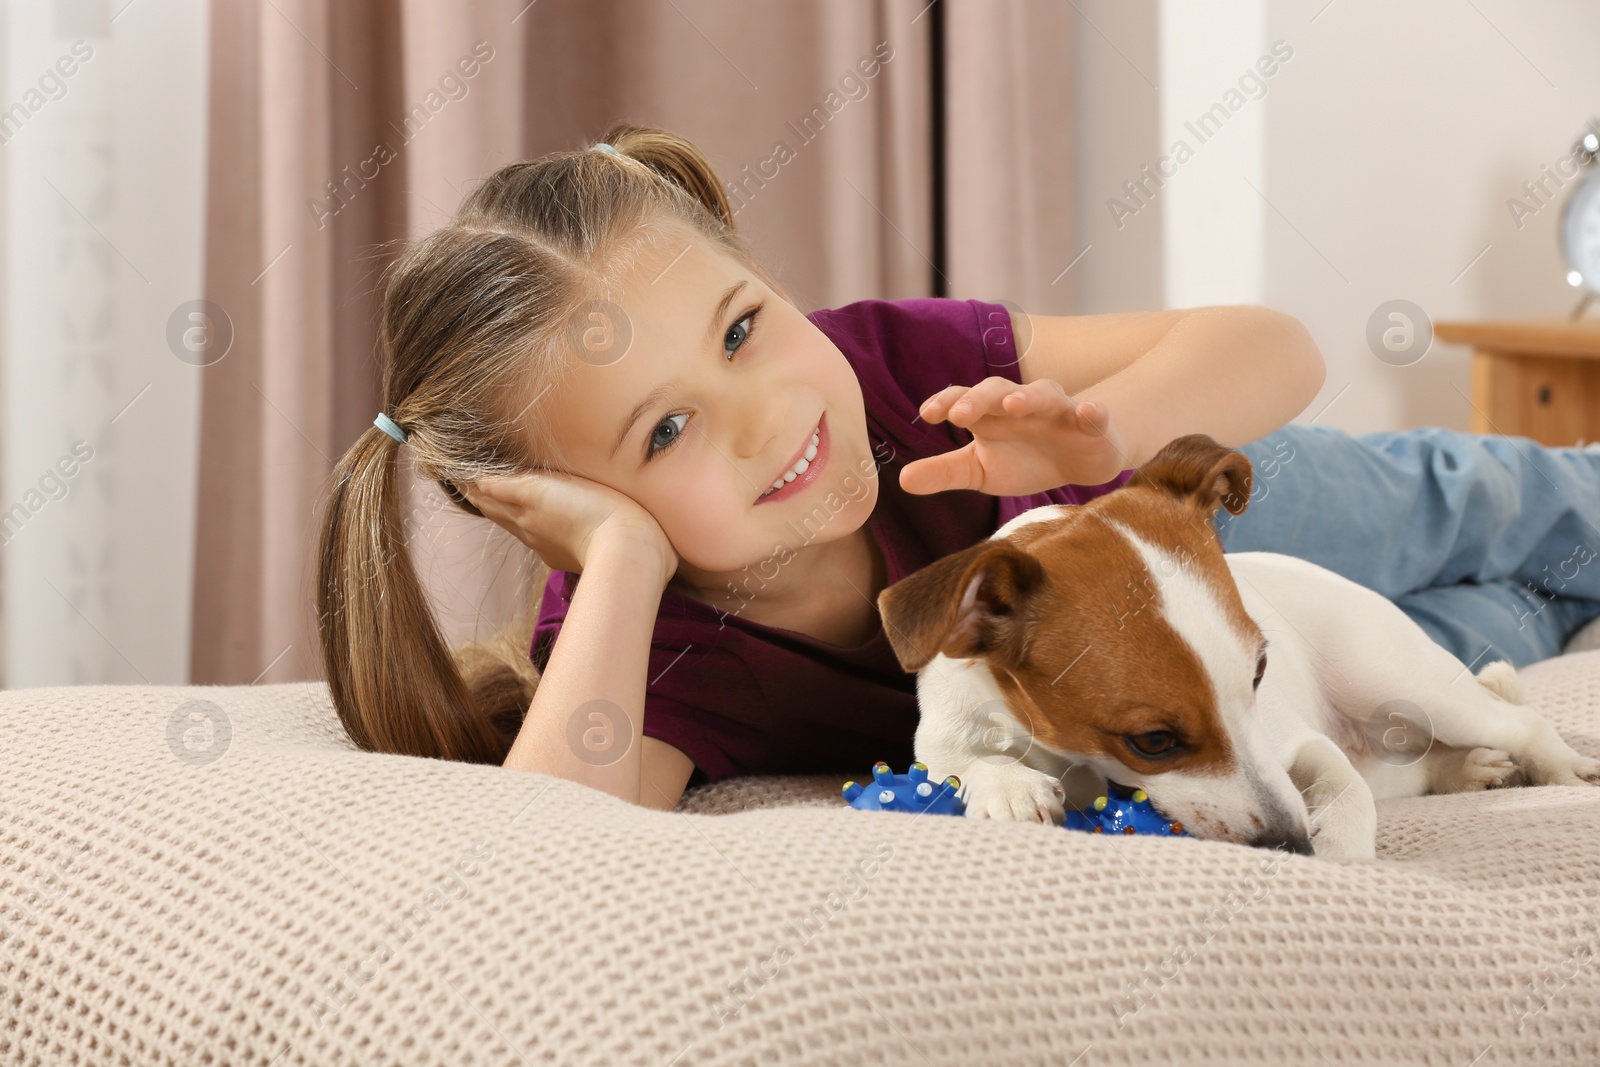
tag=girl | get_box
[317,122,1600,813]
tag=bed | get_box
[3,650,1599,1065]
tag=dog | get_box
[876,433,1600,860]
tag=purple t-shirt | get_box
[531,298,1135,788]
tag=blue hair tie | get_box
[373,412,408,444]
[590,142,619,156]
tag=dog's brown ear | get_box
[1126,432,1253,518]
[877,540,1046,673]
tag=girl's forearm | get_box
[1076,306,1327,469]
[502,536,669,806]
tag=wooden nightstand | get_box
[1436,318,1600,446]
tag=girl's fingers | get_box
[919,380,1006,424]
[919,378,1105,439]
[961,379,1077,428]
[463,470,560,515]
[917,384,971,423]
[948,378,1023,424]
[1075,399,1110,433]
[924,376,1037,426]
[460,476,514,513]
[999,380,1072,419]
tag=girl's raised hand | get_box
[901,376,1131,497]
[461,468,679,583]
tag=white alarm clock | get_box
[1559,129,1600,317]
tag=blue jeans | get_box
[1211,422,1600,669]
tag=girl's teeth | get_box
[769,429,821,491]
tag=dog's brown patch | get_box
[878,434,1262,778]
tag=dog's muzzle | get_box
[1249,829,1316,855]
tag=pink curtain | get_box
[946,2,1077,313]
[192,0,1075,684]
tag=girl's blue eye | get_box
[644,305,762,462]
[646,413,689,459]
[723,306,759,359]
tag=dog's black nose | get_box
[1249,830,1315,855]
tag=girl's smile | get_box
[755,412,828,505]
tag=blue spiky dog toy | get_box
[840,761,965,815]
[842,761,1189,838]
[1062,781,1190,837]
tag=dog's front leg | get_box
[1289,736,1378,861]
[955,759,1068,824]
[913,668,1066,825]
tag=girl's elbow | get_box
[1297,322,1327,399]
[1307,351,1328,398]
[1262,308,1325,400]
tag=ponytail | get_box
[318,121,778,767]
[316,426,531,764]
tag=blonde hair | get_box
[316,122,782,764]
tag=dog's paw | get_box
[1425,746,1528,793]
[1308,820,1377,862]
[1543,753,1600,787]
[1305,789,1375,860]
[1456,748,1524,791]
[1303,776,1377,861]
[1519,748,1600,788]
[960,762,1066,824]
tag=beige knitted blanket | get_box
[4,651,1600,1065]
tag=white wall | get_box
[1075,0,1600,435]
[1159,0,1268,309]
[0,1,208,686]
[1071,0,1163,314]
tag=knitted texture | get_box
[4,653,1600,1066]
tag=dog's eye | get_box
[1253,653,1267,690]
[1124,730,1180,758]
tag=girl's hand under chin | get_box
[900,376,1131,497]
[461,468,679,583]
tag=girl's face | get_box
[536,231,879,594]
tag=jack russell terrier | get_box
[877,433,1600,860]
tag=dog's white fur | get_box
[906,505,1600,861]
